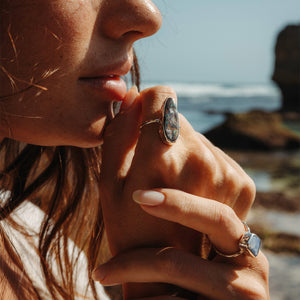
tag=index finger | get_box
[133,188,245,256]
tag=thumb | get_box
[101,86,141,184]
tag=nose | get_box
[99,0,162,42]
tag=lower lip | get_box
[78,76,127,101]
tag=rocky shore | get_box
[205,110,300,151]
[226,149,300,299]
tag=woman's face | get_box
[0,0,161,147]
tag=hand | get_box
[94,188,269,299]
[96,86,269,299]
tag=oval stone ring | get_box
[139,97,180,145]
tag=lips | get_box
[78,75,128,101]
[79,55,133,101]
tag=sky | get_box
[135,0,300,84]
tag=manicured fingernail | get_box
[92,265,106,282]
[133,190,165,206]
[121,85,138,111]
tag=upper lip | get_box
[79,54,133,79]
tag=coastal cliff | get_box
[272,24,300,114]
[205,24,300,151]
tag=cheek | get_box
[0,1,95,95]
[0,1,105,146]
[1,91,110,147]
[48,2,96,66]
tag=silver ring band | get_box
[214,221,261,258]
[139,97,180,145]
[139,119,161,129]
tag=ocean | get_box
[142,82,281,133]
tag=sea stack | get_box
[272,24,300,114]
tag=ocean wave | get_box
[142,82,280,99]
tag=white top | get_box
[1,197,110,300]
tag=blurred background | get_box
[135,1,300,299]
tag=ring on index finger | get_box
[213,221,261,258]
[139,97,180,145]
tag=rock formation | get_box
[204,110,300,151]
[272,24,300,113]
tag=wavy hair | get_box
[0,33,140,299]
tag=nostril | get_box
[99,0,162,41]
[121,30,143,40]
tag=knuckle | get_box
[204,150,218,174]
[141,85,177,100]
[224,165,238,184]
[223,165,255,200]
[248,177,257,199]
[195,147,218,178]
[216,203,237,229]
[223,166,239,193]
[239,177,256,205]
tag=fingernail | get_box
[133,190,165,206]
[92,265,106,282]
[121,85,138,111]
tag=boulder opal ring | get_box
[139,97,180,145]
[213,221,261,258]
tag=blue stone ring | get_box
[139,97,180,145]
[214,221,261,258]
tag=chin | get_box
[67,117,108,148]
[76,125,106,148]
[68,131,104,148]
[77,138,104,148]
